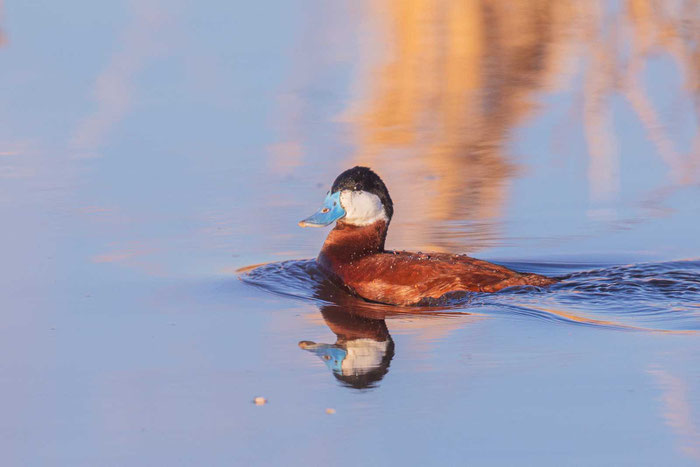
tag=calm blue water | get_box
[1,0,699,465]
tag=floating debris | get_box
[253,397,267,406]
[325,408,336,414]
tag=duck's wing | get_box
[345,251,554,305]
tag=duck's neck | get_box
[318,220,388,267]
[320,307,391,343]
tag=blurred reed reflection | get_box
[341,0,699,252]
[0,0,7,47]
[0,0,6,47]
[649,367,700,462]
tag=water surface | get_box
[1,0,699,465]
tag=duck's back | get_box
[326,250,556,305]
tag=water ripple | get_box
[239,259,700,332]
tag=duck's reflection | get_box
[299,305,395,390]
[299,277,396,389]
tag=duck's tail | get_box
[522,273,558,287]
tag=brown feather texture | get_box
[317,220,556,306]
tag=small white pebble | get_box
[325,408,336,414]
[253,397,267,406]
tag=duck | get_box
[299,166,556,306]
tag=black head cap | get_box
[331,166,393,220]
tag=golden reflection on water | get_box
[340,0,699,251]
[0,4,5,48]
[649,367,700,462]
[0,0,6,47]
[70,0,171,159]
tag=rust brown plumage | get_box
[317,221,555,306]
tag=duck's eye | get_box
[333,202,337,206]
[321,208,330,213]
[323,355,331,360]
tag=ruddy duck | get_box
[299,166,556,305]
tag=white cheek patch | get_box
[340,339,390,376]
[339,190,388,226]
